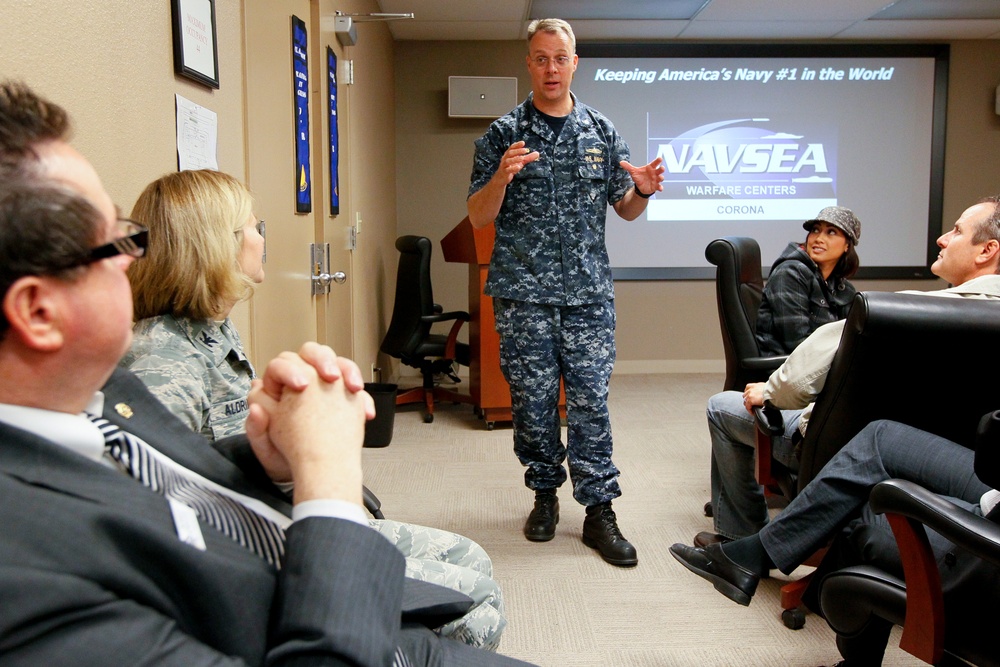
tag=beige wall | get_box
[1,0,247,200]
[394,40,1000,372]
[943,42,1000,212]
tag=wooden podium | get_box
[441,217,565,429]
[441,217,511,429]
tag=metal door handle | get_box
[312,271,347,286]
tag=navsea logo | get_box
[644,117,839,221]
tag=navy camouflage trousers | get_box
[493,297,621,506]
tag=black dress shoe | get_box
[693,531,732,548]
[582,502,638,567]
[669,542,760,606]
[523,490,559,542]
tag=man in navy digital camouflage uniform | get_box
[466,18,665,567]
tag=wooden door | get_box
[243,0,353,363]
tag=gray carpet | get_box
[362,373,923,666]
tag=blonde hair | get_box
[527,18,576,54]
[128,169,255,320]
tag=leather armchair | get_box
[794,292,1000,494]
[705,237,788,518]
[818,410,1000,666]
[705,237,787,393]
[754,291,1000,629]
[758,291,1000,498]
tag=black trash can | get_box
[363,383,398,448]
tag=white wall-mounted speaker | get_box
[334,16,357,47]
[448,76,518,118]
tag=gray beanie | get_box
[803,206,861,246]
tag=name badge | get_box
[169,498,206,551]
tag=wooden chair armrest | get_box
[752,404,784,492]
[443,317,466,359]
[869,479,1000,663]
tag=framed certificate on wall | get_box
[171,0,220,89]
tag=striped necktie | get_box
[89,416,413,667]
[89,415,287,568]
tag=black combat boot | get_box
[582,502,638,567]
[523,489,559,542]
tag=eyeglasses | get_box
[530,55,573,69]
[76,218,148,266]
[236,220,265,238]
[256,219,266,264]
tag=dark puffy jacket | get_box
[755,241,857,356]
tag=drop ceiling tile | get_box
[838,18,1000,39]
[696,0,890,22]
[572,20,689,42]
[872,0,1000,21]
[680,20,858,40]
[377,0,528,22]
[390,21,526,41]
[529,0,706,21]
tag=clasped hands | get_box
[244,342,375,506]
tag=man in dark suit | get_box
[0,81,532,666]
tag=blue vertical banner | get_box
[292,15,311,213]
[327,46,340,216]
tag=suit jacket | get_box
[98,369,474,627]
[0,369,476,666]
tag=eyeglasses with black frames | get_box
[76,218,148,267]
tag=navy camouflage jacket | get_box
[469,92,633,306]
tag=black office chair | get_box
[705,237,788,393]
[380,235,473,424]
[817,410,1000,666]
